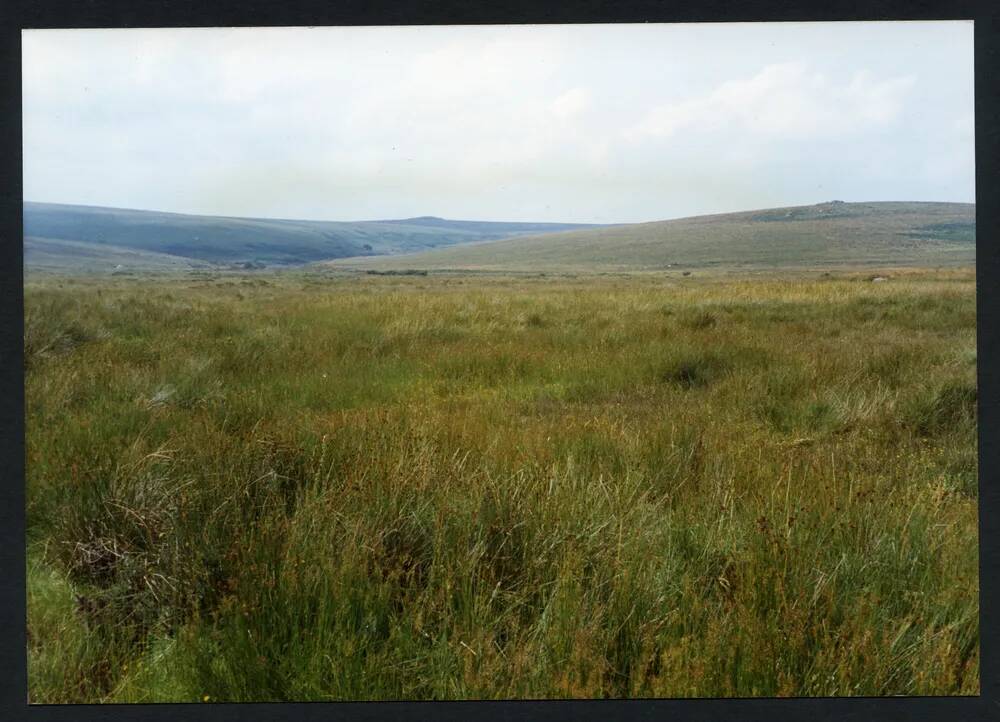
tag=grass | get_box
[330,201,975,272]
[25,267,978,701]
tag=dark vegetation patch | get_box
[24,297,105,370]
[656,350,736,389]
[678,309,718,330]
[902,222,976,243]
[902,382,977,437]
[523,312,546,328]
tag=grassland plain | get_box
[25,267,978,702]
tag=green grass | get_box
[330,201,975,272]
[25,267,979,701]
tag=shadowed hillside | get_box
[23,202,600,270]
[328,201,975,272]
[24,237,216,273]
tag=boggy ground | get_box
[25,268,978,701]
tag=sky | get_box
[22,22,974,224]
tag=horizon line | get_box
[22,197,977,228]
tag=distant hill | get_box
[23,202,600,271]
[24,237,214,273]
[328,201,975,272]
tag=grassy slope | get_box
[25,237,214,273]
[329,201,975,272]
[26,269,977,701]
[23,202,599,269]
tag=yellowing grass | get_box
[26,268,977,701]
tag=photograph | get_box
[22,21,978,702]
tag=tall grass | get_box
[26,269,978,701]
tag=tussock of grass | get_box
[903,382,978,437]
[658,352,728,389]
[678,309,718,330]
[25,269,978,701]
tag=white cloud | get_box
[627,62,916,141]
[550,87,592,119]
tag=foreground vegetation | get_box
[26,268,978,701]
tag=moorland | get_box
[26,263,978,701]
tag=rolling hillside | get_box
[23,202,599,270]
[328,201,976,272]
[24,237,216,273]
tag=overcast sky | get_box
[23,22,974,224]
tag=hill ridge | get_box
[23,202,602,271]
[327,201,975,273]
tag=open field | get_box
[26,268,978,701]
[330,202,975,272]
